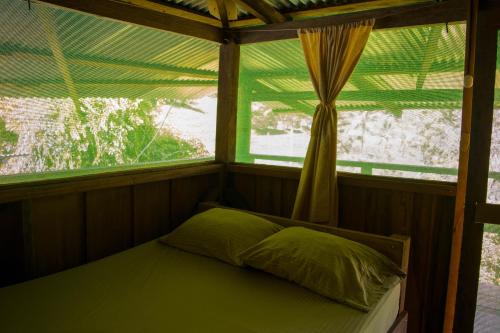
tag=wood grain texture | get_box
[125,0,222,27]
[0,162,223,204]
[170,174,219,229]
[255,176,282,215]
[228,163,456,196]
[226,164,456,333]
[454,4,499,331]
[474,203,500,224]
[0,202,24,287]
[235,1,465,44]
[38,0,223,42]
[215,43,240,162]
[86,187,133,261]
[133,181,170,245]
[1,164,222,287]
[26,194,85,277]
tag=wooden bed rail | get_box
[198,201,410,270]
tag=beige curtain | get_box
[292,20,374,225]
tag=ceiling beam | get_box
[37,0,223,43]
[215,0,229,28]
[230,0,428,28]
[233,0,287,24]
[234,1,466,44]
[120,0,222,27]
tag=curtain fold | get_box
[292,19,375,225]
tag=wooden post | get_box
[443,0,498,331]
[442,1,478,331]
[454,25,497,333]
[215,41,240,202]
[215,42,240,163]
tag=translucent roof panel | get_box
[0,0,219,179]
[0,0,220,99]
[240,22,466,113]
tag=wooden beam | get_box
[233,0,287,24]
[122,0,222,27]
[234,1,466,44]
[229,0,431,28]
[226,163,457,196]
[475,203,500,225]
[215,0,229,28]
[37,0,223,43]
[0,161,223,203]
[215,42,240,163]
[443,1,479,331]
[446,0,498,331]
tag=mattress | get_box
[0,240,400,333]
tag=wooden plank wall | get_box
[0,162,221,286]
[225,163,456,333]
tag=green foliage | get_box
[0,117,18,165]
[33,98,207,172]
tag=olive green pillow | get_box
[159,208,282,266]
[240,226,406,312]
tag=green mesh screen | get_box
[0,0,219,181]
[236,23,466,181]
[486,32,500,204]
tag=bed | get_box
[0,203,410,333]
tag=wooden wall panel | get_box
[170,174,219,229]
[281,179,298,218]
[0,202,24,287]
[26,194,85,277]
[228,173,256,211]
[255,176,282,216]
[133,181,170,245]
[226,164,456,333]
[0,163,223,287]
[86,186,133,261]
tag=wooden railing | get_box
[247,153,500,179]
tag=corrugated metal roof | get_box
[158,0,381,19]
[240,22,468,113]
[0,0,219,99]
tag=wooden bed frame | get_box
[198,201,411,333]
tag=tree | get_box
[32,98,207,173]
[0,117,18,167]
